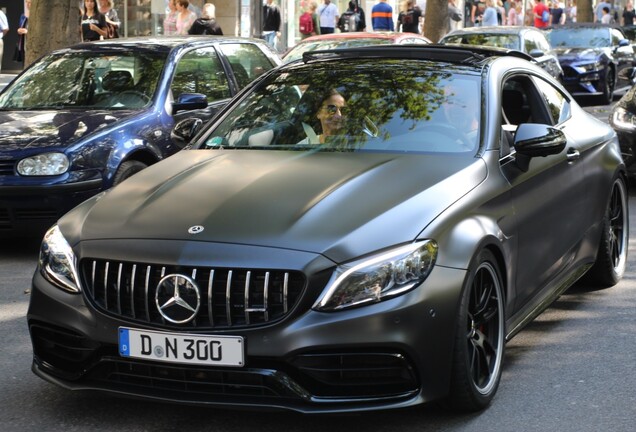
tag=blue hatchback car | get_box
[0,37,280,236]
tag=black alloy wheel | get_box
[585,176,629,287]
[601,67,616,105]
[448,249,505,412]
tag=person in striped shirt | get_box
[371,0,394,31]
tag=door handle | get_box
[566,149,580,162]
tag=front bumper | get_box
[27,258,465,413]
[0,179,102,236]
[561,65,606,96]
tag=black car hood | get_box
[0,109,132,151]
[553,47,606,63]
[62,150,487,262]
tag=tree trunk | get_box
[423,0,450,43]
[25,0,81,67]
[577,0,594,23]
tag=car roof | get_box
[299,31,431,43]
[299,44,533,65]
[57,36,269,55]
[444,25,538,36]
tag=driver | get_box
[300,89,348,145]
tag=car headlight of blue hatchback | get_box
[17,152,69,176]
[313,240,438,311]
[39,225,80,293]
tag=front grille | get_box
[0,159,15,176]
[80,259,306,329]
[562,66,579,79]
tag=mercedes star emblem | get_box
[155,274,201,324]
[188,225,205,234]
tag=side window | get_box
[535,32,551,52]
[533,77,571,125]
[218,43,276,90]
[524,33,539,53]
[171,48,230,103]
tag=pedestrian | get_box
[601,5,612,23]
[623,1,635,25]
[98,0,121,38]
[15,0,30,64]
[533,0,550,28]
[163,0,178,35]
[372,0,394,31]
[339,1,366,32]
[175,0,197,35]
[0,7,8,72]
[189,3,223,35]
[81,0,107,41]
[569,0,577,22]
[397,0,422,33]
[318,0,340,34]
[595,0,611,22]
[497,0,507,24]
[448,0,463,32]
[471,1,486,26]
[263,0,281,49]
[482,0,499,25]
[550,0,564,24]
[300,1,321,39]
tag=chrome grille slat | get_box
[80,260,305,330]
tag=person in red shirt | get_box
[533,0,550,28]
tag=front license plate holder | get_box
[119,327,244,367]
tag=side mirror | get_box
[514,123,567,171]
[171,118,203,148]
[172,92,208,114]
[528,49,544,58]
[619,38,630,47]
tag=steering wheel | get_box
[420,123,474,151]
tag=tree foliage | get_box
[26,0,81,67]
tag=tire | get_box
[600,67,615,105]
[584,176,629,287]
[447,249,505,412]
[113,160,147,186]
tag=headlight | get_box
[610,106,636,132]
[577,61,603,72]
[39,225,80,293]
[17,152,69,176]
[313,241,438,312]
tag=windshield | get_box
[200,59,481,155]
[547,27,611,48]
[284,39,395,63]
[0,50,167,110]
[444,34,521,51]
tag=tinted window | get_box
[444,34,520,50]
[533,77,570,125]
[547,27,610,48]
[0,51,166,110]
[172,47,230,102]
[218,43,276,90]
[200,60,481,155]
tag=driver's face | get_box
[317,94,347,137]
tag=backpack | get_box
[299,12,314,35]
[541,10,550,23]
[339,11,359,32]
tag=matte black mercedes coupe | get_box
[28,46,628,413]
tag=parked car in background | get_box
[439,26,563,81]
[28,45,628,414]
[0,36,280,237]
[282,31,431,63]
[545,24,635,104]
[610,79,636,176]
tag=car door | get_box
[170,46,233,125]
[500,74,586,310]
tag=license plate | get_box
[119,327,244,367]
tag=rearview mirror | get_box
[172,93,208,114]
